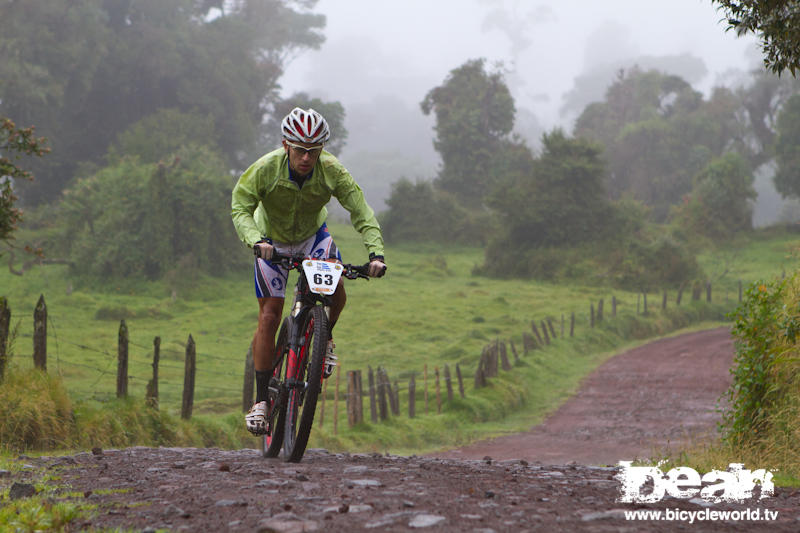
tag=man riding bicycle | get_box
[231,107,386,435]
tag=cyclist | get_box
[231,107,386,435]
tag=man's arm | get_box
[231,163,264,248]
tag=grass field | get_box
[1,223,797,454]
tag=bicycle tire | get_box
[262,317,290,458]
[282,305,328,462]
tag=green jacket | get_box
[231,148,384,257]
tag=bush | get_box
[60,144,244,280]
[723,275,800,447]
[381,178,493,244]
[0,369,73,451]
[478,216,702,291]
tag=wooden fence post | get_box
[637,293,641,314]
[347,370,358,427]
[570,312,575,337]
[692,282,701,301]
[0,297,9,383]
[33,294,47,371]
[531,321,544,346]
[473,356,487,388]
[560,314,565,338]
[612,296,617,317]
[522,332,535,353]
[181,335,196,419]
[385,369,399,416]
[356,369,364,423]
[424,364,429,414]
[333,366,340,435]
[408,373,416,418]
[662,290,667,311]
[377,367,389,420]
[643,292,648,316]
[738,280,742,303]
[242,343,254,412]
[510,340,519,364]
[456,363,465,398]
[146,336,160,409]
[368,366,377,423]
[435,366,441,414]
[547,318,556,339]
[541,321,551,345]
[499,341,511,371]
[597,300,604,323]
[444,364,454,401]
[117,319,128,398]
[590,303,595,328]
[392,380,399,416]
[706,281,712,302]
[677,284,684,306]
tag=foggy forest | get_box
[3,0,800,290]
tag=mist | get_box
[279,0,769,213]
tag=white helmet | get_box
[281,107,330,144]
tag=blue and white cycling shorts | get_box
[254,223,342,299]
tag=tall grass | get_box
[0,363,252,453]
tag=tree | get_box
[0,0,326,204]
[672,152,756,241]
[421,59,515,206]
[574,68,747,221]
[488,130,613,249]
[0,118,48,247]
[712,0,800,75]
[773,93,800,198]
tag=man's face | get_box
[283,140,323,177]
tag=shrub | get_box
[0,369,73,451]
[381,179,493,244]
[60,144,244,280]
[722,275,800,446]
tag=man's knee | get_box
[258,298,284,330]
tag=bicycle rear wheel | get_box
[282,305,328,463]
[262,317,289,458]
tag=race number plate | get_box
[302,260,343,295]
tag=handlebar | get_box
[256,248,385,280]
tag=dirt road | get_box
[436,326,736,465]
[7,327,800,531]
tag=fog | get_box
[279,0,762,212]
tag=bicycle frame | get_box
[282,260,333,378]
[260,252,375,461]
[267,258,334,424]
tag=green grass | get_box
[1,223,796,454]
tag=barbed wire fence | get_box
[0,281,741,427]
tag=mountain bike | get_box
[259,252,378,462]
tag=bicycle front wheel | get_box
[262,317,289,458]
[282,305,328,463]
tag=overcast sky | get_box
[281,0,761,133]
